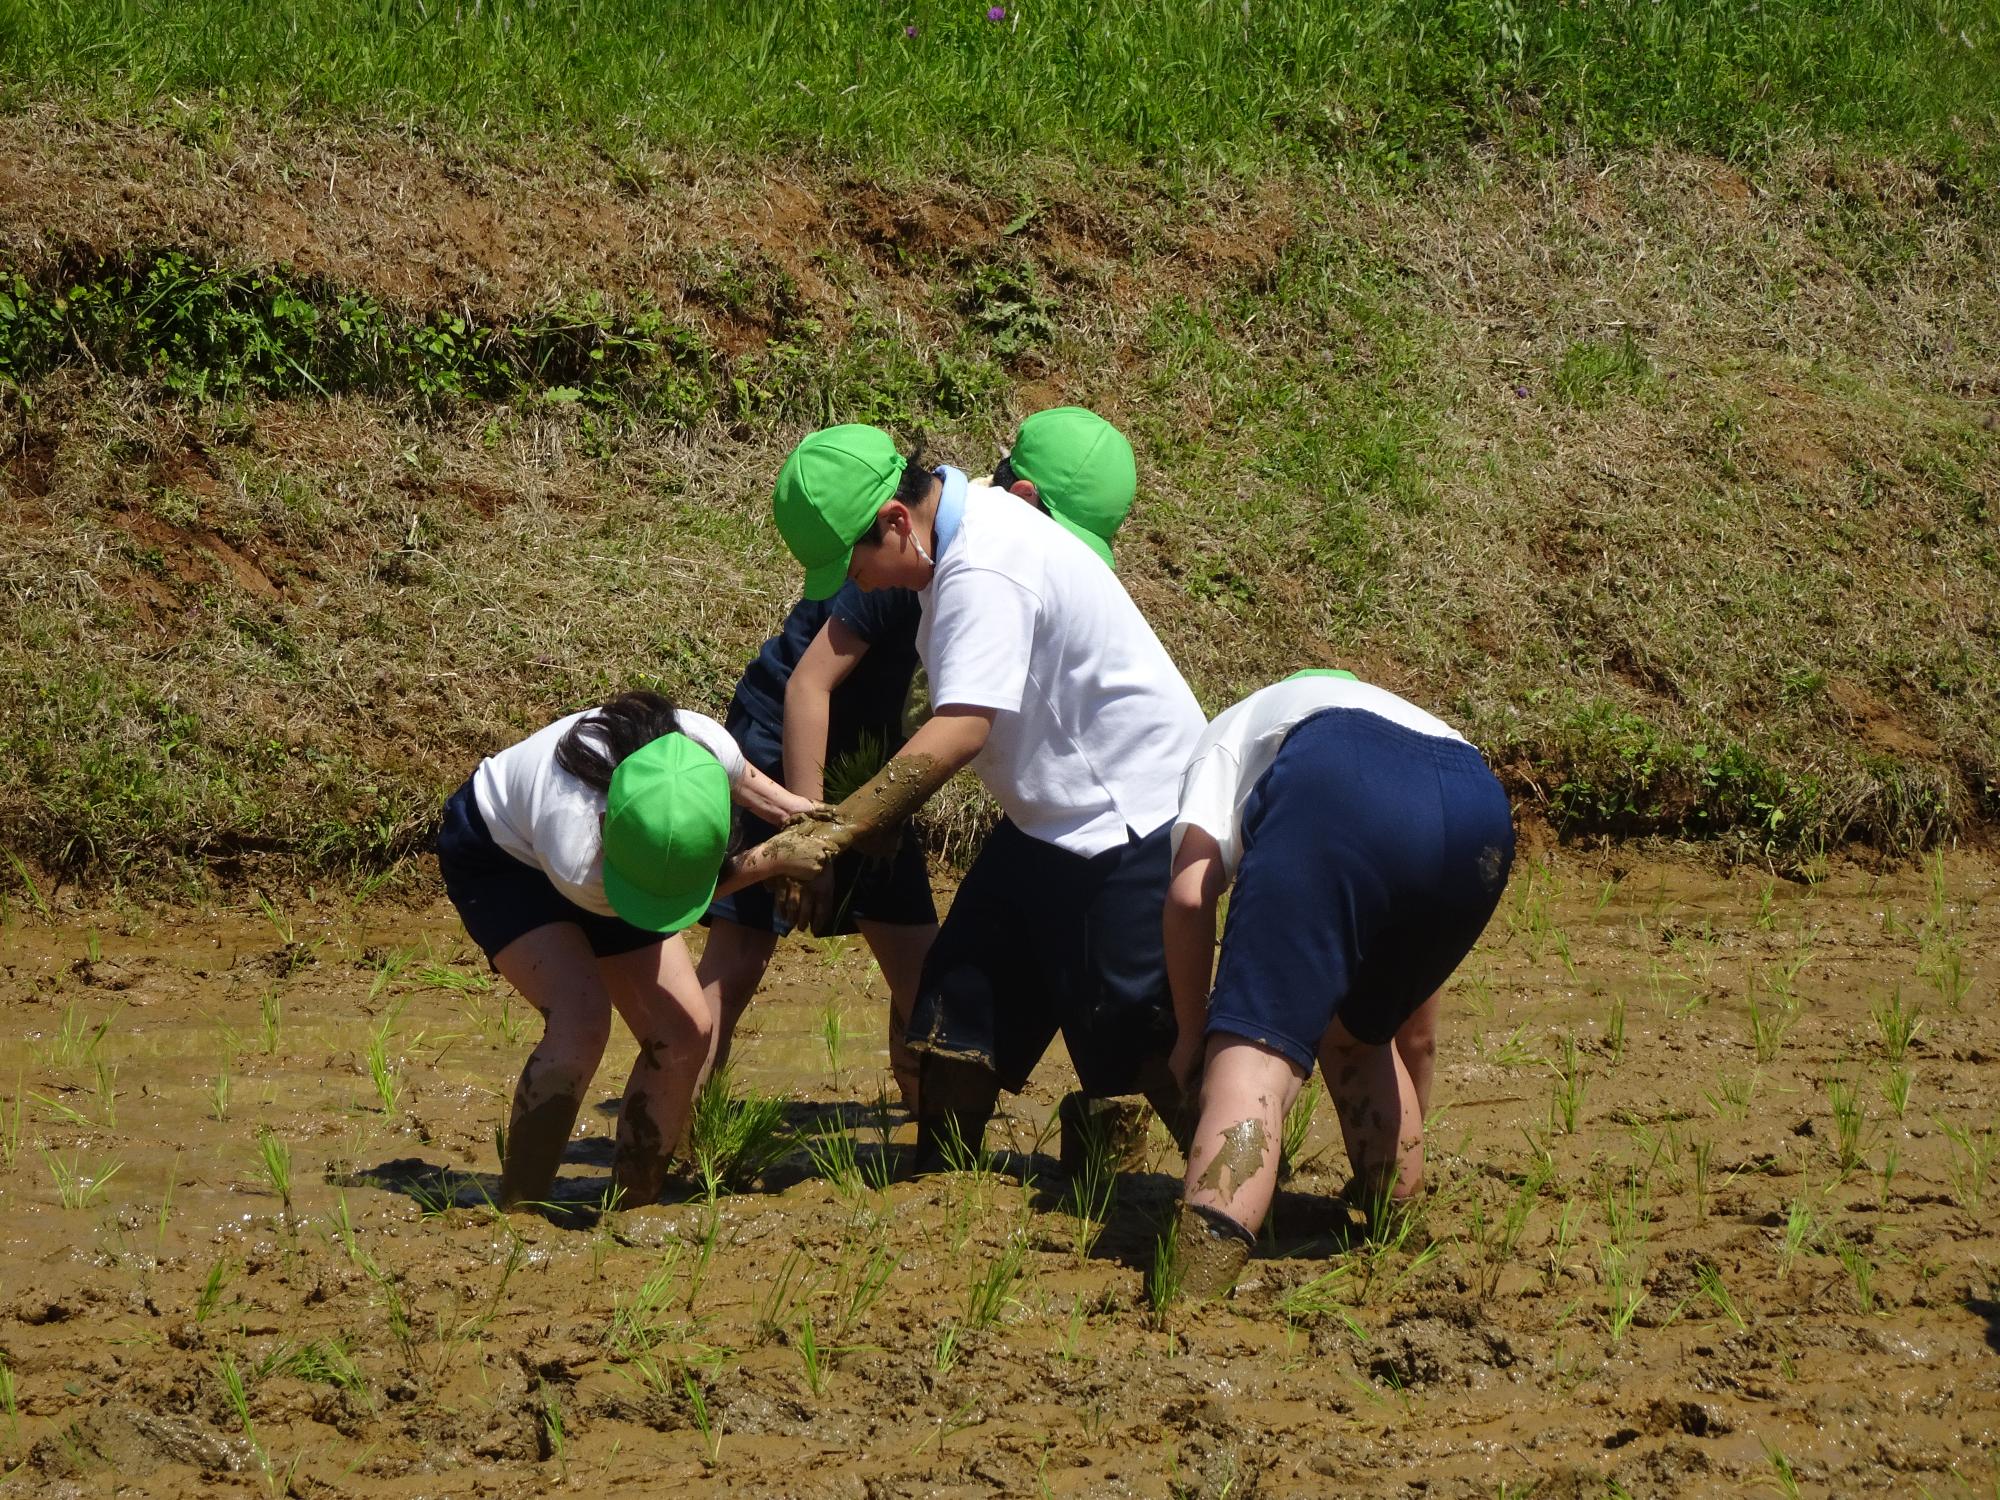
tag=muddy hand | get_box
[777,868,837,934]
[756,820,842,880]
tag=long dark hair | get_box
[554,689,683,793]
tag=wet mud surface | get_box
[1,852,1996,1496]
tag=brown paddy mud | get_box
[1,852,1996,1498]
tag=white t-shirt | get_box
[1173,676,1469,880]
[472,709,746,917]
[917,485,1204,855]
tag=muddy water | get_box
[0,853,1995,1497]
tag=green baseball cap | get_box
[600,734,732,934]
[1284,669,1360,683]
[773,425,907,600]
[1006,407,1136,568]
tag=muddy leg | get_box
[692,919,778,1085]
[1392,989,1441,1122]
[493,924,616,1210]
[1183,1036,1303,1237]
[1318,1013,1425,1206]
[913,1052,1000,1171]
[604,934,714,1208]
[859,919,939,1115]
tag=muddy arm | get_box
[757,706,994,870]
[1163,825,1227,1088]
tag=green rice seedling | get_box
[1833,1238,1877,1315]
[684,1372,721,1468]
[92,1056,118,1129]
[4,847,50,919]
[932,1319,962,1375]
[42,1002,114,1073]
[366,945,418,1002]
[1280,1088,1322,1179]
[539,1380,567,1476]
[1704,1070,1754,1119]
[1,1070,23,1168]
[1746,986,1795,1065]
[1936,1117,1997,1211]
[154,1151,180,1263]
[1777,1192,1818,1275]
[820,1000,847,1087]
[1919,932,1970,1012]
[42,1147,121,1209]
[1871,990,1922,1065]
[0,1349,19,1454]
[829,1239,896,1342]
[754,1247,818,1346]
[413,960,493,996]
[253,890,295,946]
[1759,1439,1803,1500]
[1881,1065,1914,1120]
[1601,1243,1647,1342]
[1063,1108,1119,1261]
[28,1089,93,1130]
[1056,1295,1087,1364]
[1543,1193,1583,1291]
[208,1057,232,1121]
[1826,1072,1868,1177]
[1689,1134,1717,1221]
[1549,1033,1586,1134]
[194,1254,236,1324]
[1754,877,1777,930]
[257,987,282,1055]
[681,1201,725,1309]
[803,1118,865,1200]
[1605,993,1627,1065]
[605,1247,686,1364]
[688,1071,791,1198]
[1476,1165,1549,1297]
[256,1130,293,1215]
[964,1234,1028,1332]
[366,1001,405,1115]
[1694,1263,1746,1331]
[1877,1142,1900,1209]
[1277,1264,1366,1340]
[795,1312,830,1397]
[1144,1224,1183,1329]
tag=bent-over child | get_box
[1163,670,1514,1294]
[433,690,827,1210]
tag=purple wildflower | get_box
[987,5,1006,20]
[904,23,918,35]
[1513,384,1529,398]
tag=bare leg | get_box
[857,918,939,1114]
[1393,989,1441,1121]
[693,919,778,1083]
[1182,1036,1305,1237]
[601,934,713,1207]
[493,923,616,1210]
[1318,1013,1425,1205]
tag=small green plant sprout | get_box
[684,1371,721,1468]
[1880,1064,1914,1120]
[803,1117,865,1200]
[1776,1191,1818,1276]
[604,1247,687,1376]
[1063,1107,1119,1261]
[257,986,283,1055]
[1918,929,1969,1012]
[1,1071,23,1168]
[1543,1193,1583,1291]
[1605,992,1627,1064]
[1936,1116,1996,1211]
[256,1129,293,1215]
[1877,1141,1900,1208]
[1746,983,1795,1065]
[1143,1222,1183,1330]
[795,1312,831,1397]
[366,999,407,1115]
[964,1233,1028,1332]
[208,1056,232,1121]
[1760,1437,1804,1500]
[42,1147,121,1209]
[539,1379,567,1474]
[819,999,847,1086]
[1832,1237,1878,1315]
[1825,1071,1869,1177]
[932,1318,963,1375]
[1473,1162,1550,1298]
[1279,1088,1322,1179]
[194,1253,236,1324]
[1694,1262,1746,1331]
[1277,1264,1367,1341]
[829,1238,896,1342]
[0,1348,19,1454]
[1548,1032,1586,1134]
[1687,1133,1720,1221]
[1871,989,1921,1064]
[1601,1241,1647,1342]
[42,1002,115,1073]
[753,1247,818,1345]
[1704,1069,1754,1119]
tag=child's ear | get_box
[1004,478,1041,508]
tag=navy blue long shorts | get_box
[702,707,936,936]
[906,817,1177,1098]
[435,779,663,964]
[1207,709,1514,1066]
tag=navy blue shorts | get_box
[1207,709,1514,1065]
[906,818,1177,1098]
[702,708,936,936]
[435,780,664,964]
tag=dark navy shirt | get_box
[728,582,922,744]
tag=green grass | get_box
[2,1,1993,179]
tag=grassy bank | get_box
[0,13,1995,902]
